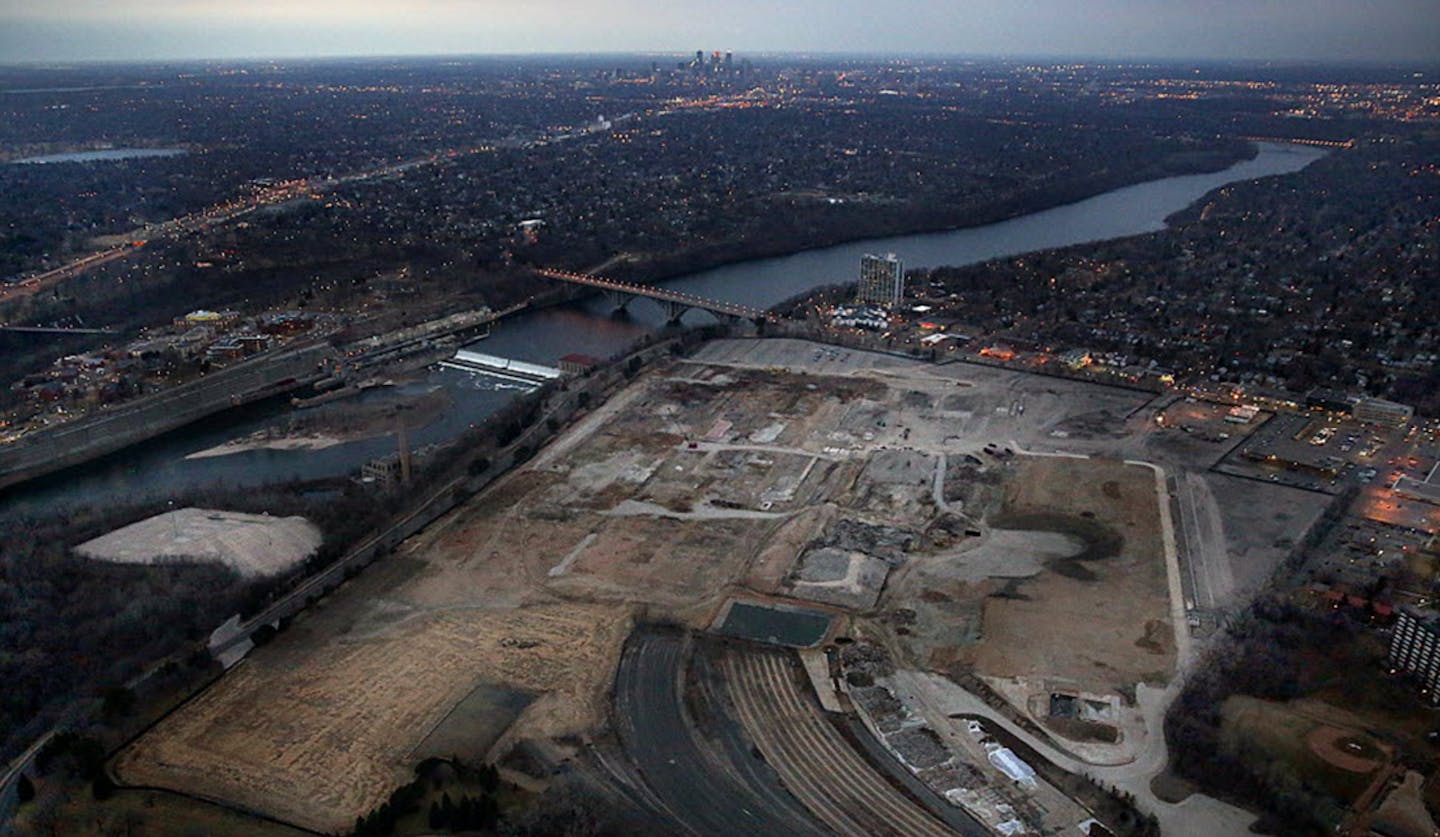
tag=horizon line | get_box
[3,49,1438,71]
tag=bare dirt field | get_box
[972,456,1174,690]
[113,338,1315,831]
[116,583,631,832]
[116,355,898,831]
[885,454,1174,693]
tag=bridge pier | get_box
[603,289,634,312]
[659,299,692,324]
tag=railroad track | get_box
[613,633,823,836]
[722,649,955,837]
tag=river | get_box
[0,142,1325,518]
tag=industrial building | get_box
[558,353,602,375]
[1390,609,1440,703]
[361,453,408,486]
[858,253,904,308]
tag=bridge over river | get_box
[535,267,777,324]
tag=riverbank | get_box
[185,433,345,460]
[585,142,1257,286]
[184,383,452,460]
[0,141,1324,520]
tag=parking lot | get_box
[1218,412,1407,494]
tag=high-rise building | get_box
[858,253,904,308]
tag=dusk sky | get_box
[1,0,1438,64]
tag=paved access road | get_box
[613,630,827,837]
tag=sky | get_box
[1,0,1437,65]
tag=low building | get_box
[558,353,601,376]
[1059,348,1092,370]
[830,305,889,331]
[1239,448,1343,478]
[178,309,240,328]
[1395,463,1440,506]
[206,340,247,361]
[919,333,967,348]
[1306,387,1356,414]
[1390,609,1440,703]
[361,454,405,486]
[236,334,271,353]
[1354,397,1414,428]
[260,311,315,335]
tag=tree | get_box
[479,763,500,794]
[16,773,34,804]
[250,624,277,646]
[91,771,116,801]
[101,685,136,720]
[478,793,499,830]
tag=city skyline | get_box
[2,0,1438,64]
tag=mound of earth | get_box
[75,508,322,578]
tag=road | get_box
[0,730,54,810]
[931,452,953,513]
[918,674,1257,837]
[0,145,495,308]
[1125,458,1194,665]
[612,630,826,837]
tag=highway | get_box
[612,630,826,836]
[0,730,54,817]
[0,146,497,307]
[0,326,117,335]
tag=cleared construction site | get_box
[113,338,1309,835]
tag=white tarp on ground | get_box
[76,508,322,578]
[987,745,1039,788]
